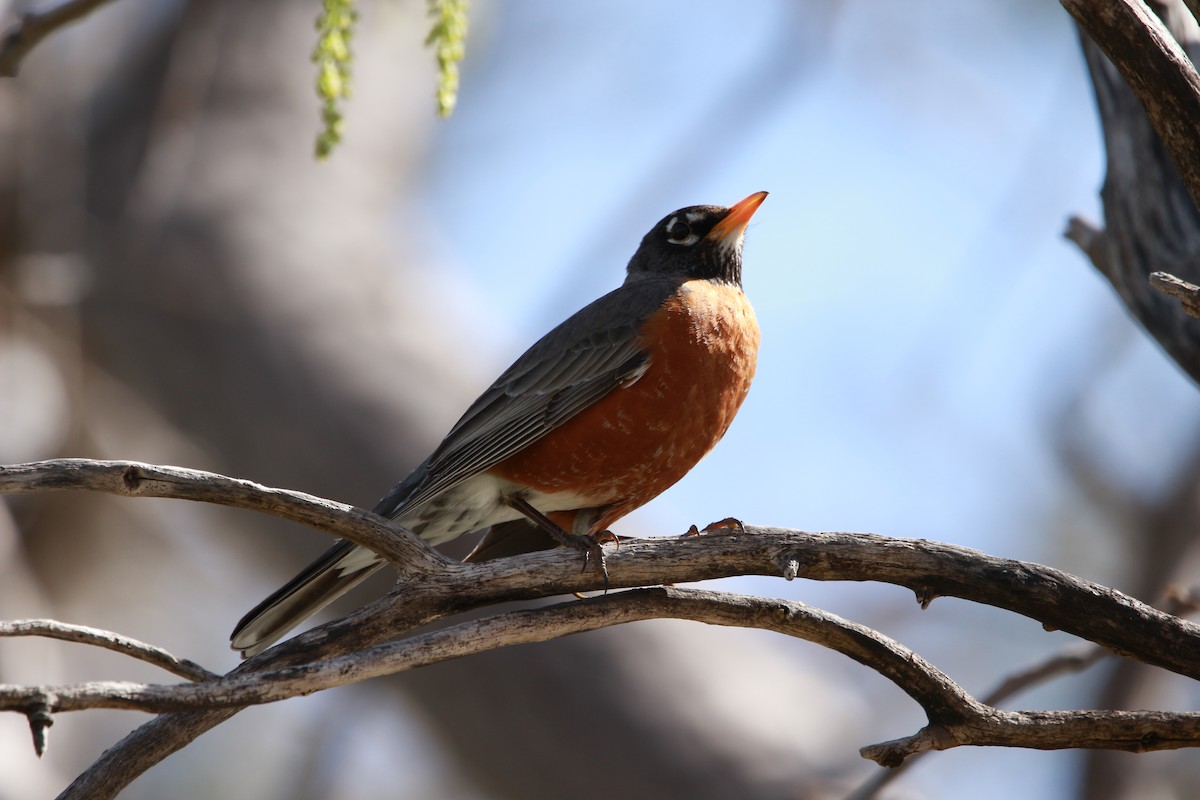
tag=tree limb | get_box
[0,588,965,716]
[861,709,1200,766]
[851,584,1200,797]
[0,0,121,77]
[5,457,1200,796]
[4,459,1199,681]
[5,587,1200,772]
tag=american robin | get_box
[231,191,767,657]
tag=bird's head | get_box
[626,191,767,287]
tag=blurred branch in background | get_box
[1063,0,1200,384]
[0,0,120,76]
[1061,0,1200,214]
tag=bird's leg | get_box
[505,496,609,582]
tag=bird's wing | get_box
[373,276,679,518]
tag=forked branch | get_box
[5,587,1200,769]
[3,458,1200,797]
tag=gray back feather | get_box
[373,276,682,519]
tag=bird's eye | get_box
[665,217,696,245]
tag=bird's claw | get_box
[683,517,745,536]
[559,532,610,583]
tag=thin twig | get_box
[0,620,218,682]
[859,708,1200,765]
[847,643,1109,799]
[0,0,121,77]
[0,588,967,715]
[0,459,447,571]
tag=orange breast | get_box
[488,279,759,531]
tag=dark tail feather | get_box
[230,540,385,657]
[463,519,559,562]
[234,518,559,657]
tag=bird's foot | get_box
[566,533,618,596]
[505,495,610,583]
[682,516,745,536]
[590,528,620,548]
[558,530,609,580]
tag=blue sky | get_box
[407,1,1200,797]
[420,0,1179,557]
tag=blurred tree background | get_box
[2,1,1199,799]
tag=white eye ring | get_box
[665,215,701,246]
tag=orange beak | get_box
[707,191,768,242]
